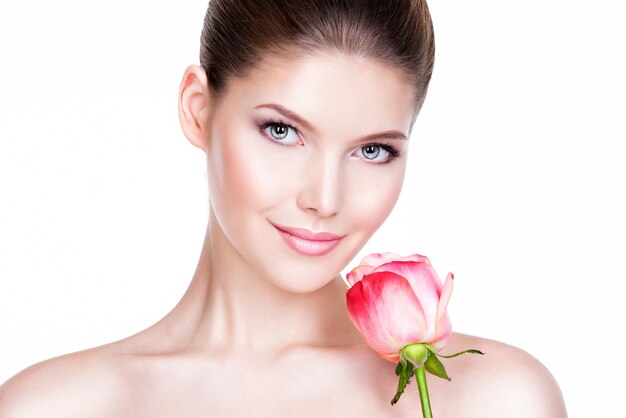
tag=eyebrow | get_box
[254,103,408,141]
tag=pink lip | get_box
[271,223,344,256]
[272,223,342,241]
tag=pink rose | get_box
[345,252,454,362]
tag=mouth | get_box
[271,222,344,256]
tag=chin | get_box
[261,262,341,295]
[262,243,364,295]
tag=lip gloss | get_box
[273,225,342,256]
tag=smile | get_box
[271,223,344,256]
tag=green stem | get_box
[415,366,433,418]
[435,348,484,359]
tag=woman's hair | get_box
[200,0,435,116]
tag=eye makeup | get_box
[257,117,302,146]
[255,117,402,165]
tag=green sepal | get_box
[424,352,451,381]
[399,353,408,369]
[401,343,430,368]
[424,343,439,355]
[435,348,485,359]
[391,361,415,405]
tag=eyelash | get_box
[256,118,401,165]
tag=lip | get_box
[271,222,344,256]
[271,223,343,241]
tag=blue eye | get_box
[356,143,400,165]
[269,124,288,139]
[256,118,401,164]
[258,119,301,145]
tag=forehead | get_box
[218,51,417,138]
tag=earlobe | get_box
[178,65,212,151]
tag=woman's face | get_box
[205,51,417,293]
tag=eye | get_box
[258,119,301,146]
[355,143,400,164]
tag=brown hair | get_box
[200,0,435,117]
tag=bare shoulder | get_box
[0,346,133,418]
[440,333,568,418]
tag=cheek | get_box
[346,163,406,234]
[208,123,299,216]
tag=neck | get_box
[158,210,362,359]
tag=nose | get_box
[296,154,343,218]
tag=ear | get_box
[178,65,213,151]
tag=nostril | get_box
[298,191,341,218]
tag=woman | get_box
[0,0,567,416]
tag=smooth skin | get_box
[0,51,568,417]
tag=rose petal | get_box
[372,261,443,342]
[346,271,428,361]
[358,252,404,268]
[397,254,432,265]
[347,253,432,287]
[430,312,452,351]
[436,272,454,324]
[359,252,431,268]
[430,272,454,350]
[345,265,376,287]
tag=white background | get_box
[1,1,624,416]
